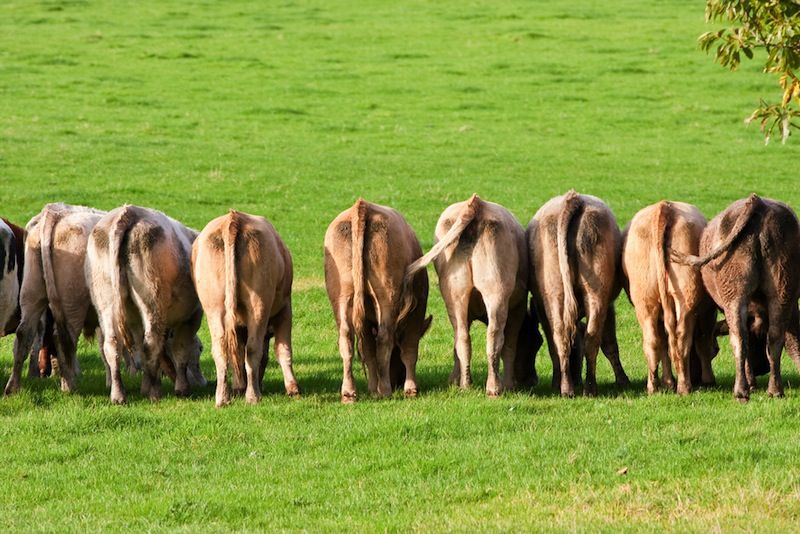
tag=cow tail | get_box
[39,207,70,357]
[351,199,369,343]
[670,193,761,267]
[403,194,481,285]
[556,190,582,356]
[654,202,678,352]
[108,206,136,351]
[222,210,243,386]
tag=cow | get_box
[528,190,629,397]
[672,194,800,401]
[621,201,717,395]
[192,210,300,407]
[85,205,204,404]
[0,218,23,340]
[404,194,526,397]
[0,218,65,380]
[325,199,431,402]
[4,203,107,395]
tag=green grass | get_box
[1,0,800,531]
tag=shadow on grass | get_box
[5,348,787,408]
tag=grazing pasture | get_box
[1,0,799,530]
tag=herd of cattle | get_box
[0,192,798,406]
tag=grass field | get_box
[2,0,800,531]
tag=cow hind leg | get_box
[725,302,751,402]
[244,323,268,405]
[766,303,790,398]
[336,300,357,403]
[140,327,166,402]
[272,306,300,397]
[673,313,696,396]
[375,323,396,398]
[170,324,197,398]
[637,308,666,395]
[54,317,84,393]
[207,315,230,407]
[399,337,420,398]
[99,313,127,405]
[499,299,525,395]
[452,308,473,391]
[448,348,460,386]
[582,303,607,398]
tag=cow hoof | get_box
[3,383,19,396]
[677,386,691,396]
[583,384,597,397]
[341,392,356,404]
[175,388,191,399]
[404,388,418,398]
[245,394,261,405]
[768,389,785,398]
[615,376,631,387]
[286,382,301,397]
[560,390,575,399]
[111,394,127,405]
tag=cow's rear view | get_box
[192,210,299,407]
[325,199,430,402]
[528,191,629,397]
[406,194,528,397]
[86,205,204,404]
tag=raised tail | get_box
[108,206,137,351]
[670,193,761,267]
[404,194,481,284]
[653,202,678,353]
[39,207,67,349]
[556,190,583,354]
[351,199,368,339]
[222,210,243,387]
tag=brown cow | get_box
[673,194,800,401]
[621,201,717,395]
[325,199,431,402]
[404,194,526,397]
[528,191,629,397]
[4,203,106,395]
[85,205,203,404]
[192,210,300,407]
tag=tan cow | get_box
[192,210,299,407]
[5,203,106,395]
[85,205,203,404]
[673,194,800,401]
[528,191,629,397]
[404,194,526,397]
[621,201,717,395]
[325,199,431,402]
